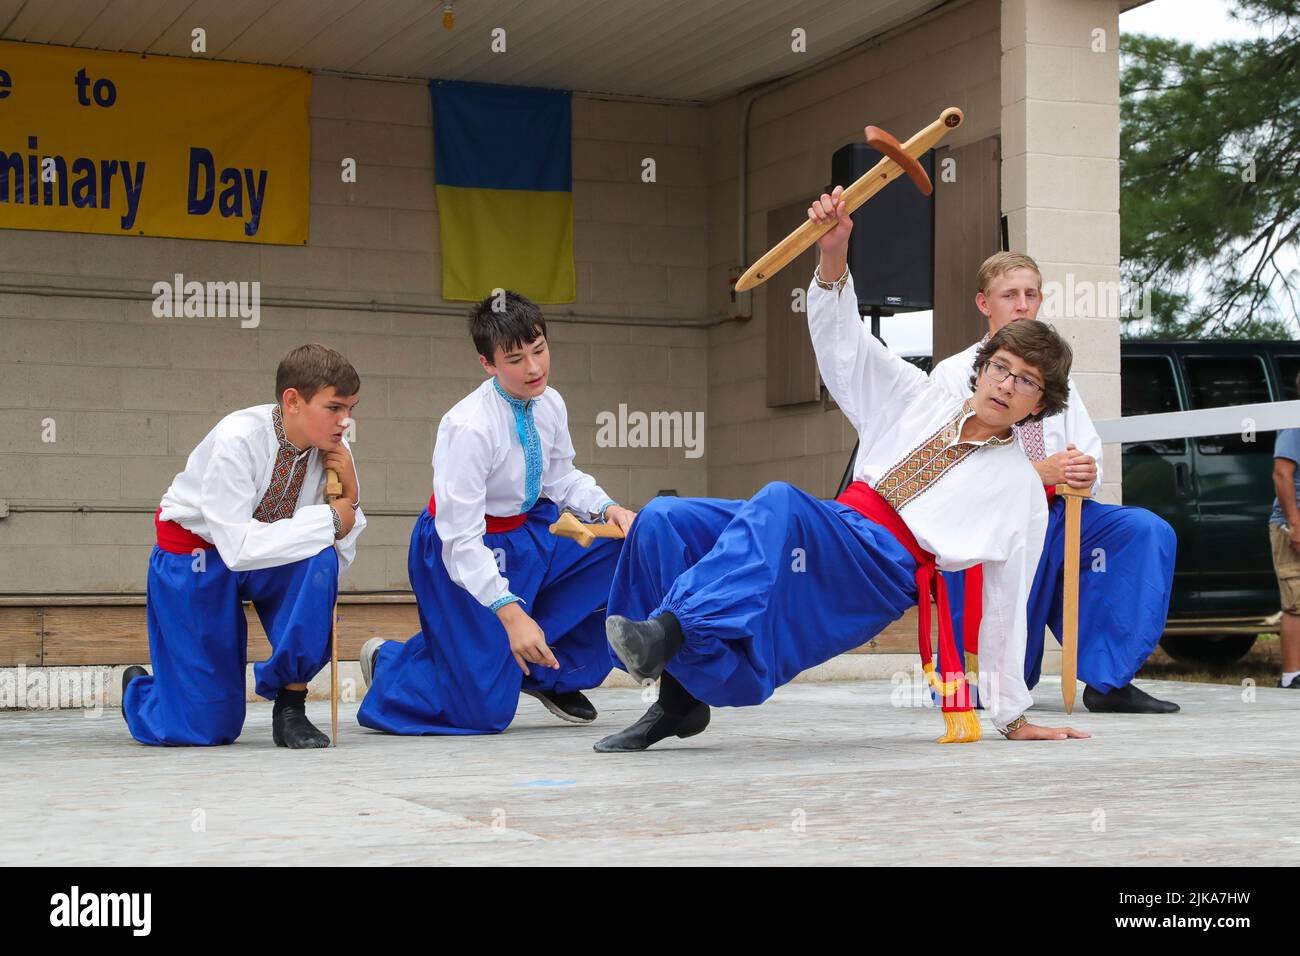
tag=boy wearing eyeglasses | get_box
[929,252,1178,715]
[593,187,1091,753]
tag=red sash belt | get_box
[835,481,974,718]
[154,507,214,554]
[428,493,527,533]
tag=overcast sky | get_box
[882,0,1274,355]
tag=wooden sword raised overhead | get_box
[734,107,964,293]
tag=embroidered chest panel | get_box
[876,402,1006,510]
[253,407,309,523]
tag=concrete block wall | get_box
[702,0,1005,500]
[0,77,711,594]
[0,5,1125,597]
[1002,0,1123,502]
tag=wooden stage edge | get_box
[0,600,927,667]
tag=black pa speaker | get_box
[829,144,934,313]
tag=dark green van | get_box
[1121,342,1300,663]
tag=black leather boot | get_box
[272,687,330,748]
[605,612,684,684]
[592,702,710,752]
[593,672,708,753]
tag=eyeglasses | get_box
[984,359,1044,396]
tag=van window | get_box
[1184,354,1272,454]
[1121,355,1185,455]
[1275,356,1300,399]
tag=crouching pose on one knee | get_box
[357,291,635,736]
[123,345,366,748]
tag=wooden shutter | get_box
[765,200,821,407]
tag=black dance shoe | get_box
[1083,682,1180,714]
[605,613,683,684]
[523,688,598,723]
[359,637,386,689]
[592,701,710,753]
[272,688,331,748]
[121,665,148,704]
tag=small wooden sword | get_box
[1054,483,1093,714]
[548,511,625,548]
[325,467,343,747]
[734,107,964,293]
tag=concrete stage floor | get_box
[1,678,1292,866]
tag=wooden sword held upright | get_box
[325,467,343,747]
[1054,483,1093,714]
[734,107,964,294]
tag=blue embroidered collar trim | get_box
[492,378,543,512]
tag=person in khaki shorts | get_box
[1268,413,1300,690]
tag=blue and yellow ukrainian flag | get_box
[432,80,575,303]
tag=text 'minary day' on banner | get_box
[0,40,310,245]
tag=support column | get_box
[1002,0,1123,502]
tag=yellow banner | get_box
[0,40,309,244]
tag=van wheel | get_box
[1159,634,1257,665]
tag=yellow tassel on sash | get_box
[936,707,982,744]
[922,662,982,743]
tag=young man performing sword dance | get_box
[595,186,1091,752]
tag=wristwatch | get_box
[998,714,1028,737]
